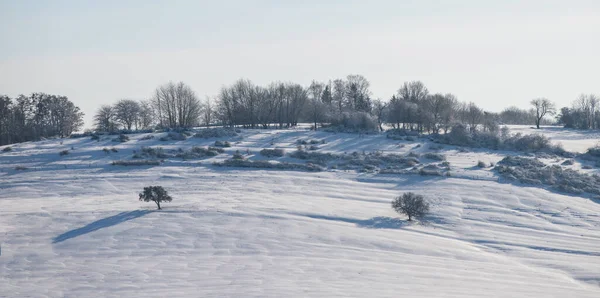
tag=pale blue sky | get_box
[1,0,599,127]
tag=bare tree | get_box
[152,82,202,128]
[307,81,326,130]
[114,99,140,130]
[94,105,117,132]
[202,97,214,127]
[530,98,556,129]
[371,98,387,131]
[138,100,155,129]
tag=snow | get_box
[1,126,599,297]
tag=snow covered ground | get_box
[1,126,599,297]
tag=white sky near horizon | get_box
[1,0,599,128]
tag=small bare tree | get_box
[530,98,556,129]
[139,186,172,210]
[392,192,429,221]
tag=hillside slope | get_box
[1,128,599,297]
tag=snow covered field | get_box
[1,126,599,297]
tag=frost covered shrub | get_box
[495,156,600,196]
[429,144,444,151]
[588,145,600,158]
[59,150,69,156]
[260,148,285,157]
[167,132,187,141]
[208,146,225,154]
[214,159,323,172]
[113,134,130,142]
[90,134,100,141]
[102,148,110,154]
[194,128,239,138]
[15,166,28,170]
[477,160,487,168]
[175,146,221,159]
[419,164,444,176]
[140,146,169,158]
[232,150,245,160]
[214,140,232,147]
[407,152,420,158]
[111,148,118,153]
[423,152,446,161]
[112,160,160,166]
[325,111,379,133]
[289,149,339,166]
[392,192,430,221]
[561,159,575,166]
[296,139,323,145]
[140,135,155,141]
[445,124,471,146]
[339,151,420,172]
[506,133,550,152]
[2,146,12,152]
[386,129,420,140]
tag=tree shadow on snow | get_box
[292,213,408,229]
[53,210,153,243]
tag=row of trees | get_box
[0,93,84,146]
[556,94,600,130]
[94,82,208,132]
[92,77,593,135]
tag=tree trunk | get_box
[156,201,161,210]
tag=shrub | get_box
[391,192,430,221]
[111,148,119,153]
[495,156,600,196]
[423,152,446,161]
[113,134,129,142]
[208,146,225,154]
[232,150,245,160]
[139,186,172,210]
[441,161,451,168]
[91,134,100,141]
[167,132,187,141]
[407,152,420,158]
[325,111,379,133]
[59,150,69,156]
[2,146,12,152]
[159,136,169,142]
[14,166,28,170]
[214,159,323,172]
[194,128,239,138]
[260,148,285,157]
[309,145,319,151]
[477,161,487,168]
[214,140,232,147]
[419,165,444,176]
[102,148,110,154]
[140,135,155,141]
[588,145,600,158]
[112,160,160,166]
[561,159,575,166]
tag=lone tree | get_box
[392,192,430,221]
[530,98,556,129]
[139,186,172,210]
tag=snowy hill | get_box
[1,127,599,297]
